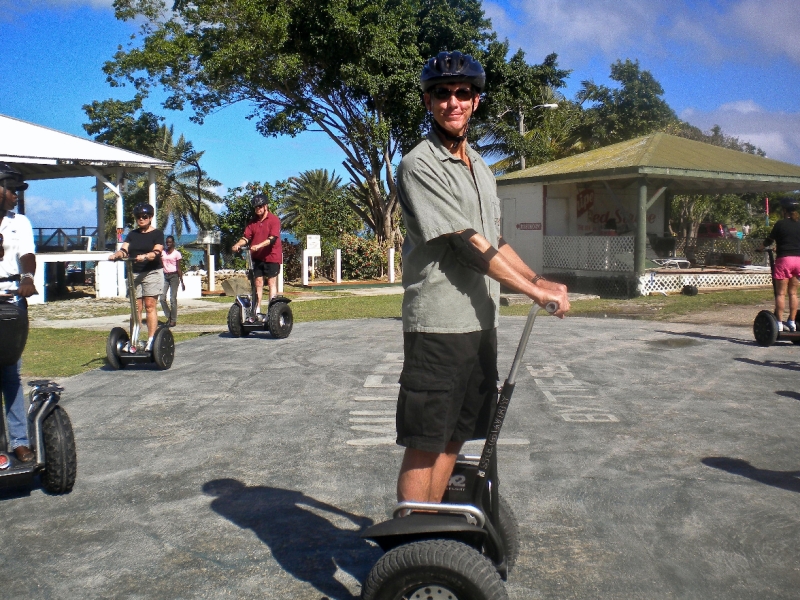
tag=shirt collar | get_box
[426,130,477,164]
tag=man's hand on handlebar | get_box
[18,277,37,298]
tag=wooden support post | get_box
[635,179,647,277]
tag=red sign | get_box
[576,189,594,218]
[516,223,542,230]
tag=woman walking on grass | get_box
[160,235,185,327]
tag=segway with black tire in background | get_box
[753,248,800,346]
[0,280,77,494]
[360,302,558,600]
[106,258,175,369]
[227,242,293,339]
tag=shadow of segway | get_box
[202,479,380,599]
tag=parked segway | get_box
[360,302,558,600]
[106,258,175,369]
[227,242,293,339]
[753,248,800,346]
[0,282,77,494]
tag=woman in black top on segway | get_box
[763,198,800,332]
[108,203,165,351]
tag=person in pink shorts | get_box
[763,198,800,332]
[160,235,185,327]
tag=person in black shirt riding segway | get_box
[108,203,165,352]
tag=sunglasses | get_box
[135,214,151,220]
[431,87,475,102]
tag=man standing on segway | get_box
[394,52,570,504]
[0,163,38,466]
[231,194,282,322]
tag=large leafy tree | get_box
[475,51,574,171]
[105,0,503,246]
[577,59,677,149]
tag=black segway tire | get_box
[152,327,175,370]
[227,304,249,337]
[753,310,779,347]
[267,301,293,339]
[40,406,77,495]
[361,539,508,600]
[106,327,129,370]
[498,495,520,572]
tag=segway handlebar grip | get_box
[544,301,558,314]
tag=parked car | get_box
[697,222,734,238]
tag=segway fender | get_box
[361,513,487,552]
[268,295,292,306]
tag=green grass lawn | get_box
[21,329,203,378]
[179,294,404,325]
[22,289,772,378]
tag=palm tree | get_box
[126,125,221,236]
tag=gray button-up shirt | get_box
[398,131,501,333]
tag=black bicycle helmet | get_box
[420,51,486,92]
[133,202,155,217]
[252,194,269,208]
[0,162,28,191]
[780,197,799,211]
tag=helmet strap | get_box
[433,119,468,145]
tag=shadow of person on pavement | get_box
[202,478,380,599]
[702,457,800,493]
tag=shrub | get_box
[340,234,386,280]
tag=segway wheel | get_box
[227,304,249,337]
[361,539,508,600]
[40,406,77,495]
[267,301,293,339]
[753,310,779,347]
[152,327,175,370]
[106,327,129,370]
[498,495,520,572]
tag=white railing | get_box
[544,236,635,272]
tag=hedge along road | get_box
[1,315,798,599]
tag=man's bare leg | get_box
[254,276,264,314]
[268,275,278,301]
[397,441,463,503]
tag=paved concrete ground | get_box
[2,315,799,599]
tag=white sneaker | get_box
[777,321,784,332]
[787,321,797,332]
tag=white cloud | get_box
[23,194,98,229]
[680,104,800,165]
[489,0,800,68]
[717,100,763,114]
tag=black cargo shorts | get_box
[396,328,498,453]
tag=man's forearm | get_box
[20,253,36,276]
[468,233,569,315]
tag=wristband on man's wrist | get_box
[531,274,546,284]
[19,273,34,281]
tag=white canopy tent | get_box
[0,114,172,303]
[0,113,170,247]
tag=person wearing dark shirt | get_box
[231,194,282,320]
[108,203,165,350]
[764,198,800,332]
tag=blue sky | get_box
[2,0,799,228]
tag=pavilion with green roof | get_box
[496,133,800,293]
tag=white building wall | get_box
[497,182,544,273]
